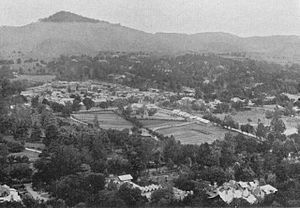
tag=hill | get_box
[0,11,300,63]
[40,11,102,23]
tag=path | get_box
[25,148,42,154]
[24,183,49,202]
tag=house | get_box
[0,185,21,203]
[206,180,277,205]
[231,97,245,103]
[93,98,107,106]
[60,98,74,105]
[118,174,133,182]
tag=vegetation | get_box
[1,53,300,207]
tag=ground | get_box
[214,105,300,135]
[72,110,133,130]
[24,183,50,201]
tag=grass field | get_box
[215,105,300,135]
[157,123,230,145]
[72,111,133,130]
[11,74,56,83]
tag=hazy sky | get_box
[0,0,299,37]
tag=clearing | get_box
[215,105,300,135]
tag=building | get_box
[117,174,133,182]
[0,185,21,203]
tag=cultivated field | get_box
[140,119,187,130]
[157,122,230,145]
[72,110,133,130]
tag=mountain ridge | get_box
[0,11,299,64]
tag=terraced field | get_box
[72,111,132,130]
[157,123,230,145]
[140,119,187,129]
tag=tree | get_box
[72,99,81,112]
[148,108,158,116]
[151,187,174,206]
[10,105,32,140]
[163,137,182,165]
[82,97,94,110]
[240,124,255,134]
[284,102,295,116]
[90,190,126,207]
[270,115,286,135]
[29,124,42,142]
[50,102,64,113]
[118,183,146,207]
[123,105,133,116]
[223,115,239,129]
[8,163,32,180]
[195,87,203,99]
[62,101,73,117]
[84,173,105,194]
[93,115,100,128]
[31,96,39,108]
[256,123,268,138]
[99,102,108,109]
[6,141,24,153]
[34,145,82,186]
[219,134,237,168]
[54,174,88,206]
[174,176,195,191]
[44,118,59,146]
[0,143,9,164]
[265,110,274,119]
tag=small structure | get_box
[118,174,133,182]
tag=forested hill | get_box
[0,11,299,64]
[46,52,300,101]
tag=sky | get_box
[0,0,299,37]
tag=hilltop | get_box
[40,11,103,23]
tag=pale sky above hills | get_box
[0,0,299,37]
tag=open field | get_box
[215,107,270,125]
[11,74,56,83]
[157,123,230,145]
[72,110,133,130]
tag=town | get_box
[1,2,300,207]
